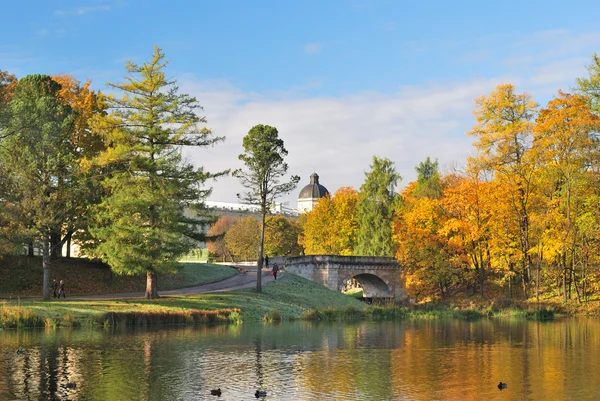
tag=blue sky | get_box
[2,0,600,206]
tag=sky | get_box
[2,0,600,208]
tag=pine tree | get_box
[355,156,402,257]
[90,47,226,299]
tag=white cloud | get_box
[177,28,599,209]
[54,5,110,16]
[304,42,323,55]
[179,76,497,207]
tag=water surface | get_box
[1,318,600,400]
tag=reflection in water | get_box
[2,319,600,400]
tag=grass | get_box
[0,274,365,328]
[0,255,238,297]
[0,266,562,329]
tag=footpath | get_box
[67,269,276,300]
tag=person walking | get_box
[58,280,66,298]
[51,279,58,298]
[272,263,279,280]
[264,255,269,269]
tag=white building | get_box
[297,172,329,213]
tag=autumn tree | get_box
[467,84,539,299]
[224,217,260,261]
[90,47,226,299]
[46,74,106,258]
[207,216,237,262]
[533,91,600,302]
[301,187,359,255]
[394,180,454,300]
[355,156,401,256]
[0,75,76,299]
[0,70,17,130]
[234,124,300,291]
[439,170,498,297]
[264,215,303,257]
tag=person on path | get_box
[58,280,66,298]
[272,263,279,280]
[264,255,269,269]
[51,279,58,298]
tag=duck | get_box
[210,388,222,396]
[16,349,26,355]
[255,390,267,398]
[498,382,507,390]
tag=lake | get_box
[1,317,600,400]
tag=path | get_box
[68,269,277,301]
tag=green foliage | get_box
[234,124,300,290]
[355,156,402,256]
[525,307,555,321]
[0,74,80,298]
[264,308,283,322]
[89,47,226,297]
[235,124,300,212]
[576,53,600,114]
[413,157,442,198]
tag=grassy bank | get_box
[0,274,363,328]
[0,273,563,329]
[0,255,238,297]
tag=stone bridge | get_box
[279,255,406,300]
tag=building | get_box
[297,172,329,213]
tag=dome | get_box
[298,173,329,200]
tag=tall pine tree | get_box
[355,156,402,257]
[90,47,226,299]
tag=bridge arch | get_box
[345,273,391,299]
[281,255,406,300]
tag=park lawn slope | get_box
[0,255,238,297]
[1,273,365,328]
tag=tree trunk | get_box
[145,270,159,299]
[66,232,72,258]
[50,231,61,259]
[42,235,51,300]
[28,241,34,257]
[257,210,266,292]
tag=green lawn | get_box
[1,273,365,327]
[0,255,238,297]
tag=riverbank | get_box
[1,272,575,329]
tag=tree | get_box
[394,181,454,300]
[0,74,76,299]
[264,215,303,257]
[234,124,300,291]
[224,217,260,261]
[301,187,359,255]
[576,53,600,114]
[0,70,17,131]
[413,157,442,199]
[533,91,600,302]
[89,47,226,299]
[355,156,402,256]
[467,84,539,299]
[48,74,105,258]
[207,216,237,262]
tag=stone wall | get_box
[281,255,406,299]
